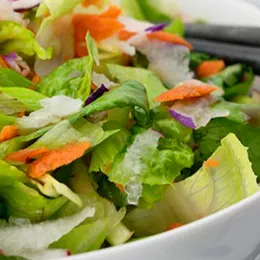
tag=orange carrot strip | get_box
[0,56,9,68]
[203,159,219,168]
[6,147,49,164]
[0,125,19,143]
[75,42,89,58]
[73,14,124,42]
[147,31,193,50]
[17,111,25,118]
[91,82,97,90]
[32,74,40,84]
[100,5,122,19]
[166,223,183,231]
[28,141,91,178]
[118,30,137,41]
[82,0,102,8]
[197,60,225,78]
[115,183,124,192]
[155,81,216,102]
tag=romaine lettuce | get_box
[107,64,167,108]
[0,21,51,59]
[125,134,259,236]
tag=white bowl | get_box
[58,1,260,259]
[59,191,260,260]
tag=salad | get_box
[0,0,260,259]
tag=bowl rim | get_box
[58,189,260,260]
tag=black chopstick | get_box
[186,37,260,74]
[185,24,260,47]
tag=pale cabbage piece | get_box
[17,95,83,131]
[0,207,95,257]
[0,0,25,25]
[128,33,193,87]
[170,96,230,129]
[111,129,161,205]
[118,16,153,32]
[92,72,117,89]
[125,134,260,236]
[30,174,83,207]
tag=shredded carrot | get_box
[0,125,19,143]
[155,81,216,102]
[118,30,137,41]
[17,111,25,118]
[203,159,219,168]
[166,223,183,231]
[28,86,36,91]
[197,60,225,78]
[100,5,122,19]
[115,183,124,192]
[75,42,89,58]
[91,82,97,90]
[147,31,193,50]
[0,56,9,68]
[73,6,124,57]
[73,14,124,42]
[82,0,102,8]
[28,141,91,178]
[32,74,40,84]
[5,147,49,164]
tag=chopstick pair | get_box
[184,24,260,74]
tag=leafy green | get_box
[71,80,150,127]
[54,160,132,251]
[121,0,172,22]
[0,182,67,222]
[205,64,254,99]
[164,17,184,37]
[90,128,131,174]
[0,93,27,115]
[194,118,260,176]
[103,108,193,206]
[37,34,96,101]
[107,64,167,108]
[212,101,248,123]
[0,114,16,130]
[189,51,211,70]
[0,21,51,59]
[125,134,259,236]
[0,68,34,88]
[98,175,128,208]
[0,160,27,185]
[0,87,46,111]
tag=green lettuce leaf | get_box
[35,0,83,75]
[0,87,46,111]
[0,182,67,222]
[164,17,184,37]
[125,133,259,236]
[52,160,132,252]
[71,80,150,127]
[0,161,67,222]
[89,128,131,174]
[37,35,96,100]
[0,68,34,88]
[193,118,260,177]
[0,93,27,115]
[189,52,211,70]
[0,21,51,59]
[205,64,254,99]
[121,0,173,22]
[0,114,17,130]
[105,108,193,206]
[212,100,248,123]
[107,64,167,108]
